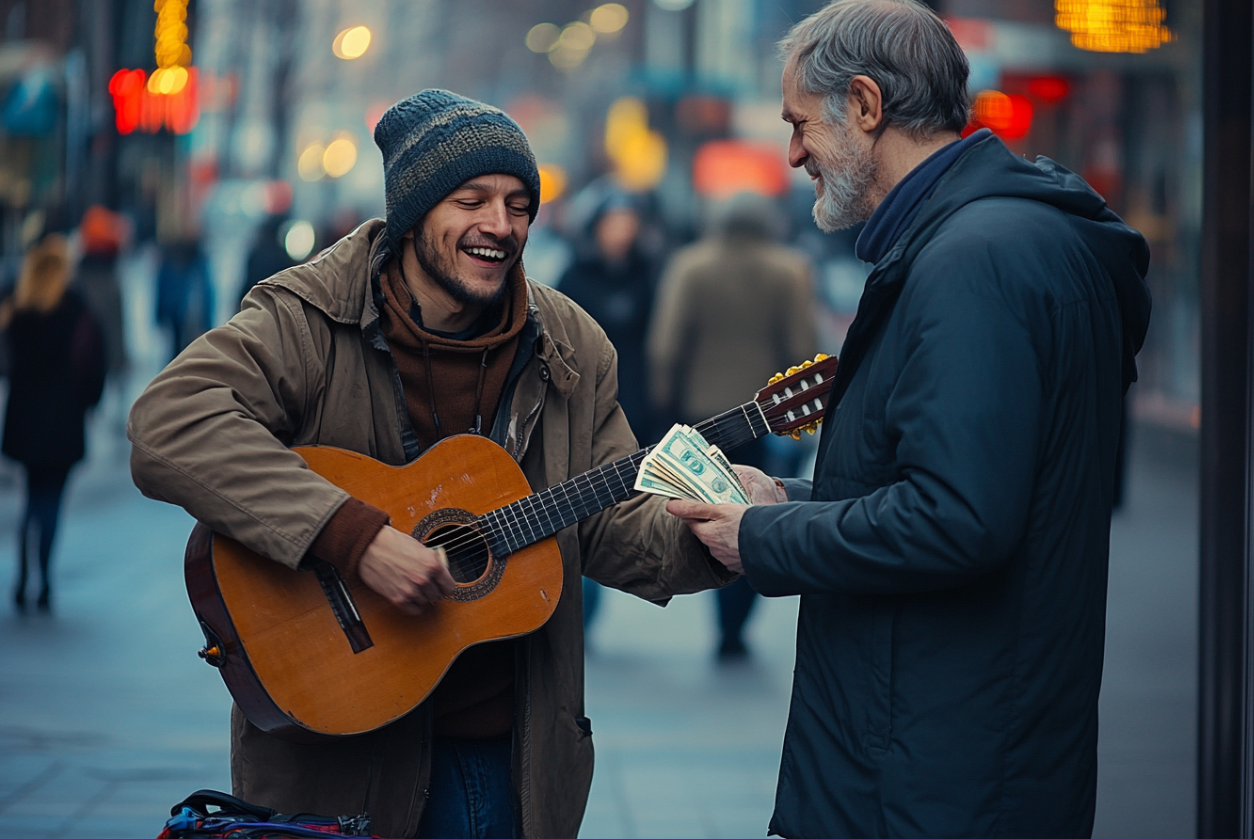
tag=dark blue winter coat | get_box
[739,135,1152,837]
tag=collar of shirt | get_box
[855,128,992,265]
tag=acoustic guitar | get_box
[187,354,837,742]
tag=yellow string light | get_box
[1055,0,1172,53]
[149,0,192,95]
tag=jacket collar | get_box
[259,218,573,393]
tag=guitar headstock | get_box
[756,354,838,439]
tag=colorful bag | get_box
[158,789,374,839]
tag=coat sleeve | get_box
[578,336,736,601]
[128,287,349,569]
[739,257,1044,597]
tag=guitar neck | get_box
[477,401,770,556]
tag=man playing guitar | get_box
[128,90,736,838]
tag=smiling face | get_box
[782,62,878,232]
[403,173,531,310]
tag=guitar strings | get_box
[428,409,746,564]
[416,393,804,570]
[414,385,822,568]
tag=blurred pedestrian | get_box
[559,191,661,633]
[558,192,657,435]
[156,236,215,360]
[239,215,294,307]
[77,206,129,379]
[647,192,817,660]
[668,1,1152,835]
[2,234,106,611]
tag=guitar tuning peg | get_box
[786,365,802,376]
[814,353,830,362]
[790,430,802,441]
[801,359,813,369]
[768,372,784,385]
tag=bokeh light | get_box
[147,65,189,95]
[538,163,568,203]
[1054,0,1172,53]
[333,25,372,60]
[322,135,358,178]
[973,89,1034,140]
[283,220,317,262]
[653,0,694,10]
[526,23,561,53]
[604,97,667,191]
[559,21,596,51]
[297,143,326,181]
[589,4,630,34]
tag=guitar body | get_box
[186,435,563,742]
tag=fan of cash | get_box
[634,423,750,505]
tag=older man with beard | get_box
[668,0,1153,836]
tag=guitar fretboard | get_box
[476,401,770,556]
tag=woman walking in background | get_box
[3,234,105,611]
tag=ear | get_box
[847,75,884,134]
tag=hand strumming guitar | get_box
[667,464,788,575]
[359,526,456,615]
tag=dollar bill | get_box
[634,423,750,504]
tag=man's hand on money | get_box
[666,500,748,574]
[733,465,789,505]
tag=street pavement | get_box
[0,409,1198,838]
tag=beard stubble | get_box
[809,117,878,233]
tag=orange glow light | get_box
[972,90,1033,141]
[692,140,789,199]
[1054,0,1172,53]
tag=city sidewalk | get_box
[0,420,1198,838]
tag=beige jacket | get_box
[648,236,817,421]
[128,219,731,838]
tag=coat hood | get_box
[903,135,1152,389]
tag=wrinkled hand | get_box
[358,526,456,615]
[666,500,749,574]
[732,465,789,505]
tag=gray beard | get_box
[412,230,514,308]
[810,121,878,233]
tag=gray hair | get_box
[778,0,971,139]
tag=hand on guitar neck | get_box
[358,526,457,615]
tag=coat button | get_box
[540,365,550,381]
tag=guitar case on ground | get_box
[157,789,375,838]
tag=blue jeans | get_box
[418,736,515,838]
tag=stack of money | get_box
[634,424,750,504]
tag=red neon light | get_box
[108,68,146,134]
[109,67,199,136]
[1027,75,1071,104]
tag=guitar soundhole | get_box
[414,508,506,602]
[426,523,491,584]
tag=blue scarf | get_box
[855,129,991,264]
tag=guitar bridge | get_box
[312,561,374,654]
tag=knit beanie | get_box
[374,90,541,251]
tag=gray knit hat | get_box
[374,90,541,251]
